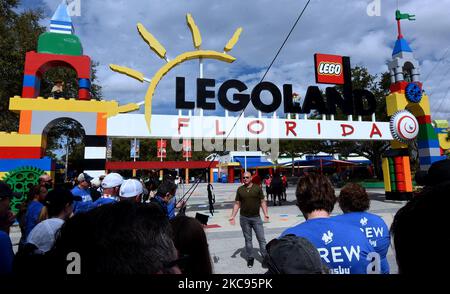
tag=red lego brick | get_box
[22,86,37,98]
[0,147,42,159]
[78,88,90,100]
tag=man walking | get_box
[229,171,269,268]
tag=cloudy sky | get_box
[20,0,450,120]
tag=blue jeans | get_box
[240,215,267,260]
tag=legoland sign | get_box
[175,54,377,116]
[107,53,392,141]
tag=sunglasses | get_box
[243,176,251,179]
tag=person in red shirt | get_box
[251,171,262,187]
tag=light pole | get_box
[64,135,69,182]
[242,145,248,172]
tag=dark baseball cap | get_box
[415,159,450,187]
[78,172,93,183]
[265,235,328,274]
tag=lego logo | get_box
[318,62,342,76]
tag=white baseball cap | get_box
[91,177,101,188]
[102,173,124,188]
[119,179,143,198]
[27,218,65,253]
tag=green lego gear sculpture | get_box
[1,166,45,213]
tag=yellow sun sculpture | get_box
[110,13,243,132]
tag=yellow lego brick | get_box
[434,120,449,129]
[386,92,408,116]
[417,93,431,116]
[8,97,139,118]
[387,92,431,117]
[0,133,42,147]
[382,158,391,192]
[438,134,450,150]
[406,93,430,117]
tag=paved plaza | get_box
[9,183,406,274]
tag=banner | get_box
[109,114,392,141]
[157,139,167,158]
[106,137,112,159]
[130,139,140,158]
[182,139,192,158]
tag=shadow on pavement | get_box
[231,247,264,265]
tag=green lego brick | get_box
[38,32,83,56]
[417,123,438,141]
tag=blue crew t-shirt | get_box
[71,186,94,214]
[93,197,116,208]
[281,217,377,274]
[0,231,14,275]
[71,186,92,202]
[332,212,390,274]
[24,200,44,239]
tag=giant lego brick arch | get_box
[22,51,91,100]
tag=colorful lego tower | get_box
[22,0,91,100]
[1,2,138,209]
[382,10,447,200]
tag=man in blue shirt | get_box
[71,172,94,213]
[24,185,47,239]
[280,174,377,274]
[0,181,15,274]
[94,172,123,207]
[333,183,390,274]
[151,180,179,219]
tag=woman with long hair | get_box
[170,215,213,274]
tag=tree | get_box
[330,67,391,179]
[0,1,45,131]
[44,119,85,180]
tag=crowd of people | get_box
[262,172,288,206]
[230,159,450,274]
[0,171,205,275]
[0,158,449,275]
